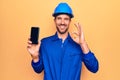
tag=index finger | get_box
[74,23,81,32]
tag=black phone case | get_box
[30,27,39,44]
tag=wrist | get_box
[31,53,39,62]
[79,42,90,54]
[79,41,87,45]
[32,56,39,63]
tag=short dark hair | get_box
[53,13,73,19]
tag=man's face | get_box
[54,14,71,34]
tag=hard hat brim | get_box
[52,13,74,18]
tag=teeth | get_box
[60,26,65,29]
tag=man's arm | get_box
[72,23,99,73]
[82,51,99,73]
[27,39,44,73]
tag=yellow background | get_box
[0,0,120,80]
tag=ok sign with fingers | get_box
[72,23,90,54]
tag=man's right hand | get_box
[27,38,40,62]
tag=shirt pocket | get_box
[69,52,81,56]
[67,52,82,68]
[68,52,82,62]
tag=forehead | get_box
[56,14,70,18]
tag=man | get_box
[27,2,99,80]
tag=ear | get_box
[54,18,56,22]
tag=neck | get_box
[57,32,68,42]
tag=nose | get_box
[61,19,65,24]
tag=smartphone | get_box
[30,27,39,44]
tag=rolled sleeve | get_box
[31,58,44,73]
[82,51,99,73]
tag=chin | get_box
[59,31,68,34]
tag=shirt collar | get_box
[52,32,73,42]
[51,32,59,41]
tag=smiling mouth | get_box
[60,25,66,29]
[57,25,68,34]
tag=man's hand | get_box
[27,38,40,62]
[72,23,86,44]
[71,23,89,54]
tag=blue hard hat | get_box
[52,2,74,18]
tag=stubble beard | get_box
[56,26,69,34]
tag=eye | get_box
[64,18,70,21]
[57,17,62,20]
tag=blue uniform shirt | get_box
[31,32,99,80]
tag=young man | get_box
[27,2,99,80]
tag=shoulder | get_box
[41,35,55,43]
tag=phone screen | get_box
[30,27,39,44]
